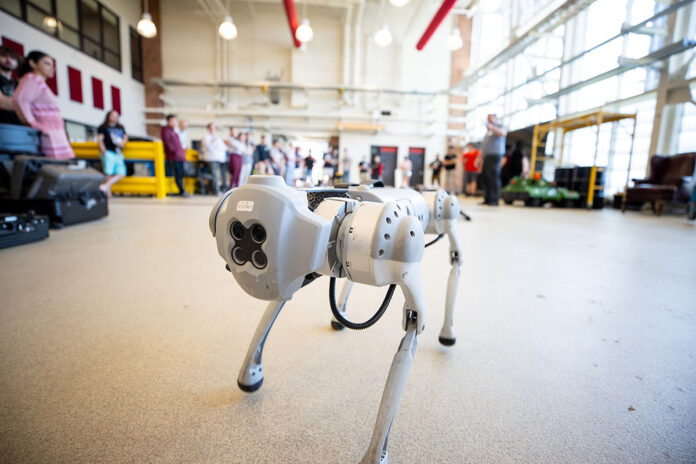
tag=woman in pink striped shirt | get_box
[13,50,74,159]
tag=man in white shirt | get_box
[200,123,227,193]
[176,119,189,150]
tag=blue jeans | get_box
[481,154,502,204]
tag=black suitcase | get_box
[0,123,41,155]
[0,212,49,249]
[3,155,108,228]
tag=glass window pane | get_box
[82,38,102,60]
[80,0,101,42]
[59,26,80,48]
[28,0,52,12]
[104,51,120,70]
[27,5,58,35]
[57,0,79,29]
[0,0,22,17]
[102,8,119,52]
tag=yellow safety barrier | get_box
[71,142,201,199]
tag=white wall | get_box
[1,0,146,138]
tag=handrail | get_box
[71,141,169,199]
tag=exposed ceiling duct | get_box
[415,0,458,50]
[282,0,302,47]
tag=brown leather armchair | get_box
[623,153,696,215]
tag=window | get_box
[0,0,121,71]
[129,27,143,83]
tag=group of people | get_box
[429,113,526,206]
[0,46,130,196]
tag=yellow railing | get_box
[71,142,200,199]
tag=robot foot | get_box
[237,377,264,393]
[331,320,345,331]
[438,336,456,346]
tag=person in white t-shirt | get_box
[201,123,227,193]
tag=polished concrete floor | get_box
[0,196,695,464]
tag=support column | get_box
[142,0,163,138]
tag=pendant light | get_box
[296,18,314,43]
[389,0,409,7]
[219,16,238,40]
[137,0,157,38]
[447,28,463,50]
[374,24,392,47]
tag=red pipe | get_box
[282,0,302,48]
[416,0,457,51]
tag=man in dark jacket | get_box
[0,46,22,125]
[161,114,189,196]
[252,135,271,175]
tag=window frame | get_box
[0,0,122,72]
[129,26,143,83]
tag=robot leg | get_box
[237,300,286,392]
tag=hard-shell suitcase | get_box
[0,212,49,249]
[2,155,108,227]
[0,123,41,155]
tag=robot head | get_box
[210,176,331,301]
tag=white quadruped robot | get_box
[209,176,463,464]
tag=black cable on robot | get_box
[424,234,444,248]
[329,277,396,330]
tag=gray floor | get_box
[0,196,695,464]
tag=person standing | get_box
[201,123,228,193]
[371,155,384,181]
[253,135,272,175]
[226,128,246,189]
[480,114,507,206]
[161,114,189,197]
[0,46,22,125]
[322,148,336,186]
[237,132,254,186]
[429,155,443,187]
[270,139,286,179]
[12,51,74,159]
[359,157,370,183]
[304,149,316,184]
[400,156,413,188]
[283,142,295,186]
[509,140,524,179]
[462,142,481,196]
[443,146,457,194]
[176,119,189,150]
[97,110,128,196]
[341,148,352,183]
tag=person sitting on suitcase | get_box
[97,110,128,197]
[12,50,74,159]
[0,45,22,125]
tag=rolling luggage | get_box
[0,212,49,249]
[1,155,107,228]
[0,123,41,155]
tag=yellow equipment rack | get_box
[529,109,637,208]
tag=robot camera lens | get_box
[231,221,245,241]
[250,224,267,244]
[231,247,247,265]
[251,250,268,269]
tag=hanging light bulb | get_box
[137,12,157,38]
[295,18,314,43]
[137,0,157,38]
[388,0,409,7]
[42,16,58,32]
[447,28,463,50]
[374,24,392,47]
[219,16,238,40]
[479,0,501,14]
